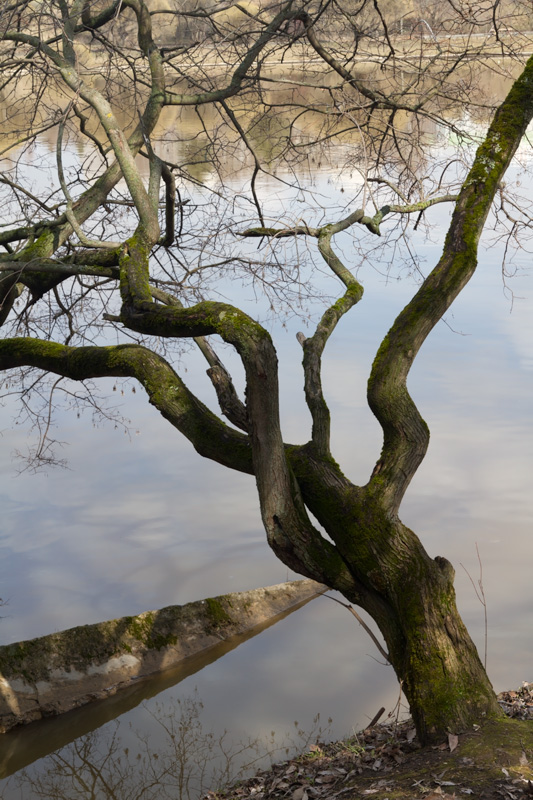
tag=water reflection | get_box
[0,595,321,779]
[0,592,391,800]
[3,692,289,800]
[0,593,405,797]
[0,226,530,795]
[2,693,335,800]
[0,56,523,182]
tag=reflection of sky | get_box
[0,162,532,790]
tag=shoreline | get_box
[209,687,533,800]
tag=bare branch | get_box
[368,53,533,513]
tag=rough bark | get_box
[286,442,501,738]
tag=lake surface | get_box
[0,122,532,796]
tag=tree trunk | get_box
[390,553,499,742]
[289,445,502,744]
[374,518,500,742]
[4,8,529,749]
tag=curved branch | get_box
[56,112,122,250]
[385,195,459,215]
[81,0,122,31]
[205,365,249,433]
[298,231,364,456]
[117,235,356,583]
[241,215,367,456]
[367,53,533,514]
[149,286,248,431]
[239,194,457,241]
[163,3,302,106]
[0,338,253,474]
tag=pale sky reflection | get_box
[0,175,531,793]
[0,246,530,668]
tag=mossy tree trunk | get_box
[288,446,501,741]
[1,1,533,745]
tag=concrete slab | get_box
[0,580,325,733]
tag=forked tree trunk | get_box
[288,447,502,743]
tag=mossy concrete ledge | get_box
[0,580,325,733]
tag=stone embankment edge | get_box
[0,580,325,733]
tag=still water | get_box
[0,135,532,795]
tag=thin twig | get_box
[460,542,487,669]
[322,594,390,663]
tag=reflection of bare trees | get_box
[4,693,264,800]
[3,693,330,800]
[0,691,331,800]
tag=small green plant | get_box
[343,737,366,756]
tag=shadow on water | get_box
[0,594,319,782]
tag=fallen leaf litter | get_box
[498,683,533,720]
[206,684,533,800]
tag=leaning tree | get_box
[0,0,532,742]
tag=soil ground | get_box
[210,688,533,800]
